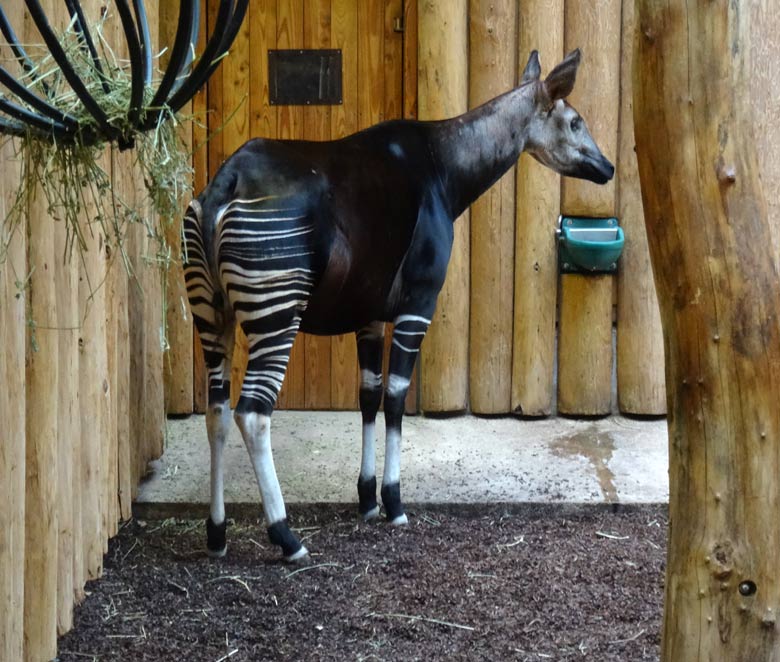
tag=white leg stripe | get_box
[361,369,383,390]
[360,421,376,480]
[394,314,431,325]
[383,428,402,486]
[235,412,287,524]
[386,374,411,398]
[206,402,233,525]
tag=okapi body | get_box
[184,49,614,561]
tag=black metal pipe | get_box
[132,0,153,86]
[114,0,145,140]
[0,5,50,95]
[144,0,195,118]
[24,0,116,140]
[165,0,235,113]
[0,66,79,129]
[0,116,35,138]
[168,0,249,111]
[63,0,111,95]
[0,98,71,137]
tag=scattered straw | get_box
[368,611,476,632]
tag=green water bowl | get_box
[558,216,625,274]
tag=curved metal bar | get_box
[24,0,116,139]
[145,0,195,116]
[167,0,248,114]
[114,0,145,136]
[0,116,36,138]
[63,0,111,96]
[0,66,79,129]
[132,0,153,85]
[0,6,50,95]
[184,0,201,72]
[0,97,71,137]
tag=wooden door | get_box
[193,0,418,411]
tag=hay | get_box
[0,11,194,280]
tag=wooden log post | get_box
[511,0,563,416]
[418,0,469,413]
[634,2,780,659]
[160,2,194,415]
[467,0,517,415]
[615,0,665,415]
[329,0,360,410]
[557,0,621,416]
[24,178,59,662]
[0,132,26,662]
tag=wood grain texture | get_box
[615,0,665,415]
[24,182,59,662]
[302,0,334,410]
[191,5,209,414]
[418,0,470,413]
[511,0,563,416]
[160,3,194,416]
[634,2,780,658]
[275,0,306,409]
[557,0,621,416]
[330,0,360,410]
[0,83,26,660]
[467,0,517,414]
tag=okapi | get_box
[184,49,614,561]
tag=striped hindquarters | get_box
[215,196,317,411]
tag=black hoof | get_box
[381,482,407,525]
[268,519,308,562]
[358,476,379,519]
[206,517,227,558]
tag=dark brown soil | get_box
[57,505,666,662]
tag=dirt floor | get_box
[57,505,667,662]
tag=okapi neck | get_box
[430,85,534,219]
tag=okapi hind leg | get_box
[382,314,431,525]
[356,321,386,520]
[233,319,308,562]
[183,200,235,558]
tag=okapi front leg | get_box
[356,321,385,520]
[382,314,430,525]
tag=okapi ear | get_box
[543,48,581,101]
[521,50,542,83]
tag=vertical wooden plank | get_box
[749,3,780,265]
[276,0,306,409]
[144,6,165,466]
[192,2,209,414]
[615,0,665,415]
[418,0,469,413]
[0,56,26,656]
[402,0,419,413]
[21,5,58,654]
[24,176,59,662]
[330,0,360,410]
[161,5,195,416]
[468,0,517,414]
[302,0,333,410]
[79,191,107,580]
[511,0,563,416]
[114,157,133,521]
[222,0,252,408]
[557,0,621,416]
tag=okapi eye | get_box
[570,117,582,132]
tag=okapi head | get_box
[521,49,615,185]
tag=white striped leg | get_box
[382,314,430,525]
[205,400,232,557]
[356,321,385,520]
[234,320,307,562]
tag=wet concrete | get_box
[137,412,669,514]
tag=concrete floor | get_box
[137,412,669,514]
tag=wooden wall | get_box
[0,4,166,659]
[178,0,666,418]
